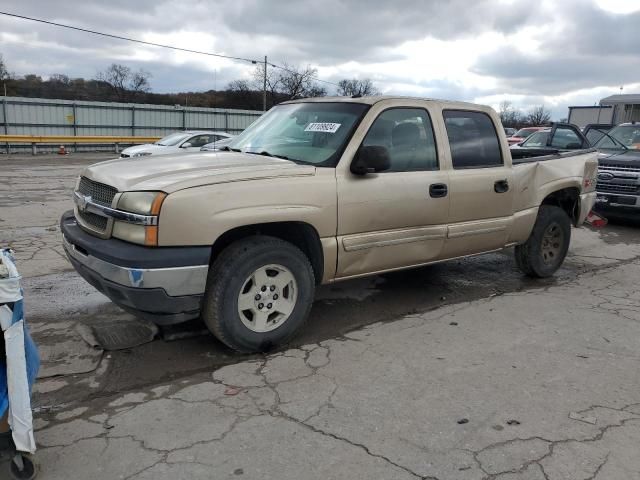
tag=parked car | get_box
[504,127,517,137]
[120,131,233,158]
[200,135,236,152]
[507,126,547,145]
[592,122,640,214]
[61,97,597,353]
[510,124,589,153]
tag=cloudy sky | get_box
[1,0,639,118]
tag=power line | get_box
[0,10,340,88]
[0,11,258,64]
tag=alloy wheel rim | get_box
[237,264,298,333]
[541,223,563,265]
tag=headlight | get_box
[118,191,166,215]
[132,152,152,157]
[113,191,166,246]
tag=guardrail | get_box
[0,135,161,154]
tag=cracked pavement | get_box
[21,260,640,479]
[1,154,640,479]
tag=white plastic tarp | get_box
[0,308,36,453]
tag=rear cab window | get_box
[443,110,503,169]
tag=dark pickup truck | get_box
[588,123,640,214]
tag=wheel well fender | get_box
[211,222,324,284]
[540,187,581,226]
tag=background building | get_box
[568,93,640,128]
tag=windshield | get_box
[155,132,191,146]
[595,125,640,150]
[228,102,370,166]
[514,128,537,138]
[521,131,550,147]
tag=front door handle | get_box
[494,179,509,193]
[429,183,448,198]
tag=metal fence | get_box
[1,96,263,153]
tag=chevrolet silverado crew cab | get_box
[61,97,598,353]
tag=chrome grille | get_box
[596,182,639,194]
[599,163,640,173]
[78,176,117,207]
[77,210,108,231]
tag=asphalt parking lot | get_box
[2,153,640,479]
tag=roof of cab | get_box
[282,95,494,112]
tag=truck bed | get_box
[511,148,598,165]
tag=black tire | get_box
[202,235,315,353]
[515,205,571,278]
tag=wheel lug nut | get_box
[270,285,276,291]
[273,294,278,300]
[267,303,273,309]
[255,294,261,300]
[258,303,264,309]
[261,286,267,292]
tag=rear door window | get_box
[443,110,503,169]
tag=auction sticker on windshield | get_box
[305,123,341,133]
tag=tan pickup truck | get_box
[61,97,598,352]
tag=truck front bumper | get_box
[60,211,210,325]
[594,192,640,213]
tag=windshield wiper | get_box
[219,146,241,152]
[260,151,291,160]
[244,150,291,160]
[597,131,628,150]
[243,149,314,165]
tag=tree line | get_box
[1,54,552,122]
[499,100,552,128]
[0,54,378,110]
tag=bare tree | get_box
[49,73,71,85]
[276,63,326,99]
[227,79,252,94]
[252,63,326,106]
[337,78,379,96]
[0,54,11,81]
[527,105,552,126]
[498,100,525,128]
[96,63,151,101]
[226,79,262,110]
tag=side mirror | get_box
[181,142,193,148]
[351,145,391,175]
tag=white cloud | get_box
[595,0,640,13]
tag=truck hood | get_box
[598,148,640,166]
[81,152,317,193]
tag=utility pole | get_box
[263,56,267,112]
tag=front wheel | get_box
[202,236,315,353]
[515,205,571,278]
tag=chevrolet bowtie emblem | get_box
[77,194,92,212]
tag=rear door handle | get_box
[494,179,509,193]
[429,183,448,198]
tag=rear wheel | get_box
[202,236,315,353]
[515,205,571,278]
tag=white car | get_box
[120,131,234,158]
[200,135,236,152]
